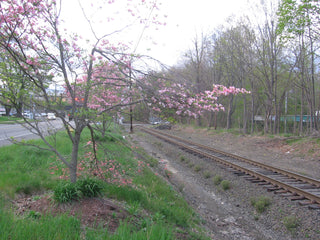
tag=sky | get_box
[61,0,263,67]
[141,0,255,66]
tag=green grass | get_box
[0,193,173,240]
[0,143,56,197]
[0,116,22,123]
[285,138,303,145]
[0,127,209,239]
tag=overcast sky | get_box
[61,0,264,66]
[142,0,255,65]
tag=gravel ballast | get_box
[131,125,320,240]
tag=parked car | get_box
[47,113,56,120]
[34,113,41,119]
[23,111,33,119]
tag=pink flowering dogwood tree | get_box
[0,0,166,182]
[144,76,250,120]
[0,0,249,183]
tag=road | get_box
[0,120,65,147]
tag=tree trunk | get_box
[226,95,234,129]
[69,130,81,183]
[299,89,304,135]
[242,94,247,134]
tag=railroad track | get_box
[138,126,320,209]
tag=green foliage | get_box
[0,126,209,239]
[213,175,222,185]
[94,132,123,142]
[86,222,173,240]
[16,180,42,195]
[277,0,319,37]
[0,143,56,197]
[250,196,271,213]
[194,165,202,172]
[179,155,186,162]
[53,181,82,203]
[0,200,81,240]
[76,178,103,198]
[285,138,302,145]
[126,201,141,216]
[103,184,144,204]
[134,169,197,228]
[27,210,42,219]
[220,180,231,190]
[283,215,299,233]
[54,178,103,203]
[0,116,21,123]
[203,171,211,179]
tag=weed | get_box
[194,165,202,172]
[32,196,42,201]
[179,155,186,162]
[154,142,163,148]
[76,178,103,198]
[127,201,141,216]
[53,181,81,203]
[188,163,194,168]
[213,175,222,185]
[285,138,302,144]
[27,210,42,219]
[54,178,103,203]
[153,212,165,222]
[250,196,271,213]
[220,180,231,190]
[283,215,299,233]
[203,171,211,179]
[164,169,172,178]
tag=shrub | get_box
[194,165,202,172]
[220,180,231,190]
[213,175,222,185]
[283,215,299,233]
[179,155,186,162]
[250,196,271,213]
[27,210,42,219]
[203,171,211,179]
[76,178,103,198]
[53,181,81,203]
[54,178,104,203]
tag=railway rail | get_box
[138,126,320,209]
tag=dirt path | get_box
[130,126,320,240]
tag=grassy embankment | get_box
[0,125,209,240]
[0,116,22,123]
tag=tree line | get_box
[154,0,319,136]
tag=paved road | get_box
[0,120,64,147]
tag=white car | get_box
[47,113,56,120]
